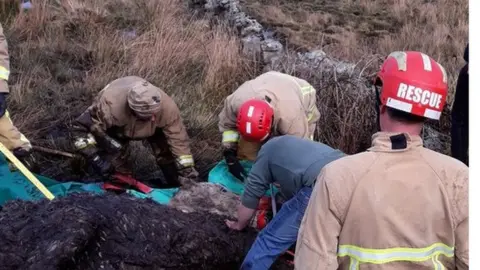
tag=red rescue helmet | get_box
[236,99,274,142]
[374,51,448,120]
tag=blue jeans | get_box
[240,186,313,270]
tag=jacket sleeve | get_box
[161,96,194,168]
[240,144,272,209]
[453,167,469,269]
[218,94,240,148]
[0,23,10,93]
[294,167,341,269]
[72,96,113,155]
[87,97,115,137]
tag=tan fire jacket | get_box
[218,71,319,148]
[295,132,468,270]
[0,23,10,93]
[86,76,194,168]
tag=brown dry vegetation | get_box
[1,0,258,182]
[240,0,468,103]
[0,0,468,183]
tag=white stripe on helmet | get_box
[246,122,252,134]
[420,53,432,71]
[247,106,255,117]
[388,51,408,71]
[386,97,413,113]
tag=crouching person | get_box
[71,76,198,187]
[225,135,346,269]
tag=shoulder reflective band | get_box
[338,243,454,270]
[178,155,194,167]
[0,66,9,81]
[301,86,315,96]
[222,130,239,143]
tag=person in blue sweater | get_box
[225,134,347,270]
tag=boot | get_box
[160,162,181,188]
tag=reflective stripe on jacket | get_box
[294,132,469,270]
[338,243,454,270]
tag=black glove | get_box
[0,93,7,118]
[13,147,37,172]
[89,154,113,177]
[223,148,247,181]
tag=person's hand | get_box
[178,166,199,179]
[225,219,246,231]
[178,176,197,188]
[223,148,247,181]
[0,93,8,118]
[227,160,247,181]
[89,154,113,177]
[13,147,37,171]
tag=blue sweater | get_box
[241,135,347,209]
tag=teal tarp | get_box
[208,159,277,196]
[0,153,275,206]
[0,152,179,206]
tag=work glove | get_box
[88,154,113,178]
[95,134,123,154]
[13,147,37,172]
[178,176,197,188]
[177,166,200,187]
[178,166,199,179]
[223,148,247,181]
[0,93,7,118]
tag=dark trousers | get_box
[451,64,469,166]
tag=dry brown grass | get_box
[241,0,468,154]
[240,0,468,100]
[0,0,468,181]
[1,0,258,181]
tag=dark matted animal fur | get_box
[0,193,261,270]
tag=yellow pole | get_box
[0,142,55,200]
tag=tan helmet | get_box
[127,79,162,118]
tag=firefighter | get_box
[225,135,346,269]
[218,71,320,181]
[295,51,468,269]
[0,23,35,169]
[450,43,468,165]
[72,76,198,187]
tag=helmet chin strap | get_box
[374,85,382,132]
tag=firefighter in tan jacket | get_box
[72,76,198,187]
[295,51,468,269]
[0,23,35,169]
[218,71,319,181]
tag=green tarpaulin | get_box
[0,152,178,206]
[0,153,275,206]
[208,159,277,196]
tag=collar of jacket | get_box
[367,131,423,153]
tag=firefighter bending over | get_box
[72,76,198,187]
[218,71,320,181]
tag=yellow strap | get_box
[0,142,55,200]
[0,66,9,81]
